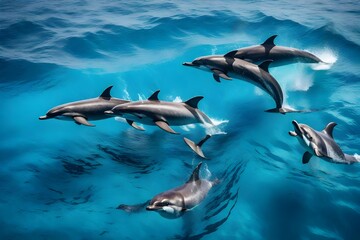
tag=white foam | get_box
[137,94,146,101]
[310,48,338,70]
[354,154,360,162]
[202,162,212,180]
[285,65,314,92]
[122,87,131,100]
[211,46,218,55]
[180,124,196,132]
[172,96,183,103]
[203,117,229,135]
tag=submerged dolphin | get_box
[105,90,213,134]
[289,120,358,164]
[146,162,217,219]
[39,86,129,126]
[183,56,294,113]
[225,35,323,66]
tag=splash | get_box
[172,96,183,103]
[202,162,212,180]
[211,46,218,55]
[137,93,146,101]
[310,48,338,70]
[354,154,360,162]
[203,117,229,135]
[122,84,131,100]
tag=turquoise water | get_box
[1,0,360,239]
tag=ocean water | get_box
[0,0,360,239]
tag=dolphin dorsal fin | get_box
[261,35,277,46]
[148,90,160,101]
[99,86,113,99]
[184,96,203,109]
[187,162,202,183]
[224,50,237,58]
[258,60,273,72]
[323,122,337,138]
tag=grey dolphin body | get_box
[105,90,213,134]
[226,35,323,66]
[39,86,129,126]
[183,55,293,113]
[146,162,217,219]
[289,120,358,164]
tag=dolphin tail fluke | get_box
[184,135,211,159]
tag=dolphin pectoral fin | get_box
[213,74,221,82]
[126,119,145,131]
[302,151,313,164]
[212,69,232,81]
[154,120,179,134]
[73,116,95,127]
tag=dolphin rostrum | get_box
[146,162,218,219]
[289,120,358,164]
[105,90,213,134]
[39,86,129,126]
[183,55,294,113]
[225,35,324,66]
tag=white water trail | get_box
[310,47,338,70]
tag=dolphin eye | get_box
[305,132,312,141]
[158,202,170,207]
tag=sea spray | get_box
[310,48,338,70]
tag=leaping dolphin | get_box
[289,120,358,164]
[105,90,213,134]
[146,162,218,219]
[39,86,129,126]
[225,35,324,66]
[183,56,294,113]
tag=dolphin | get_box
[225,35,324,66]
[183,56,294,113]
[289,120,358,164]
[39,86,129,126]
[146,162,218,219]
[105,90,213,134]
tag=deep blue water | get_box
[1,0,360,239]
